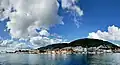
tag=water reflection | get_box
[0,53,120,65]
[88,53,120,65]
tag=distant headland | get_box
[4,38,120,54]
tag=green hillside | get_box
[38,38,120,50]
[69,38,119,48]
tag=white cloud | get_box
[0,0,84,39]
[0,0,64,39]
[88,25,120,41]
[61,0,83,16]
[0,39,13,47]
[30,36,65,48]
[0,0,81,48]
[30,36,48,47]
[5,0,63,39]
[39,29,50,37]
[0,39,30,50]
[51,33,63,38]
[29,31,68,48]
[14,42,30,49]
[0,0,84,38]
[61,0,83,28]
[0,0,11,21]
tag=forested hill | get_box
[38,38,120,50]
[69,38,119,48]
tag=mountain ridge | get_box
[38,38,120,50]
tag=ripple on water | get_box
[0,53,119,65]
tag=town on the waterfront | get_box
[1,45,120,54]
[1,38,120,54]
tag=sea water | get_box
[0,53,120,65]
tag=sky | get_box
[0,0,120,50]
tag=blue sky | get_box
[0,0,120,43]
[50,0,120,41]
[0,19,10,40]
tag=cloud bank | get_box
[6,0,63,39]
[0,0,83,49]
[0,39,30,51]
[30,36,65,48]
[88,25,120,41]
[0,0,83,38]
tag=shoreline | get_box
[0,52,120,55]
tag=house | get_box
[72,46,83,52]
[97,45,113,53]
